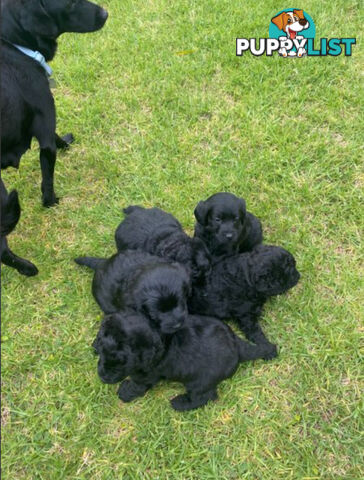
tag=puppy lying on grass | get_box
[75,250,190,334]
[189,245,300,358]
[194,192,263,257]
[93,311,274,411]
[115,205,211,284]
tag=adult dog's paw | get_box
[17,260,39,277]
[60,133,75,147]
[42,193,59,208]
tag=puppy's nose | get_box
[299,18,307,26]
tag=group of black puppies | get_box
[1,0,108,275]
[76,192,300,411]
[0,1,300,412]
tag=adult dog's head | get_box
[194,192,247,256]
[249,245,300,296]
[131,263,191,334]
[2,0,108,59]
[94,313,163,384]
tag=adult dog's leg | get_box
[32,114,59,207]
[39,146,58,207]
[170,388,218,411]
[1,238,38,276]
[55,133,74,149]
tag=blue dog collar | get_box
[13,44,53,76]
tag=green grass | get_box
[1,1,363,478]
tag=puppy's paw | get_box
[262,343,278,360]
[17,260,39,277]
[170,394,193,411]
[118,380,146,402]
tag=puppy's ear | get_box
[293,9,304,19]
[237,197,247,219]
[194,201,209,225]
[21,0,58,37]
[271,12,286,31]
[140,334,163,368]
[251,265,273,293]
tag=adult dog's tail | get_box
[1,190,21,237]
[74,256,105,270]
[123,205,144,215]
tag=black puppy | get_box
[94,311,274,411]
[75,250,191,334]
[0,179,38,276]
[194,192,263,257]
[1,0,108,206]
[115,206,211,283]
[189,245,300,357]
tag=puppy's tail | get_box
[1,190,21,236]
[123,205,143,215]
[74,256,105,270]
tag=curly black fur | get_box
[115,205,211,283]
[75,250,191,334]
[189,244,300,356]
[93,311,274,411]
[194,192,263,257]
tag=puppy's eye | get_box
[293,16,298,21]
[287,18,292,24]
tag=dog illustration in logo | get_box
[271,10,310,57]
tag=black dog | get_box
[189,245,300,358]
[75,250,191,334]
[194,192,263,257]
[115,206,211,283]
[1,0,108,206]
[0,179,38,276]
[94,311,274,411]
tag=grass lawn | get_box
[1,1,363,478]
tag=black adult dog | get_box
[189,245,300,358]
[1,0,108,206]
[115,206,211,283]
[93,311,274,411]
[194,192,263,257]
[0,179,38,276]
[75,251,191,334]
